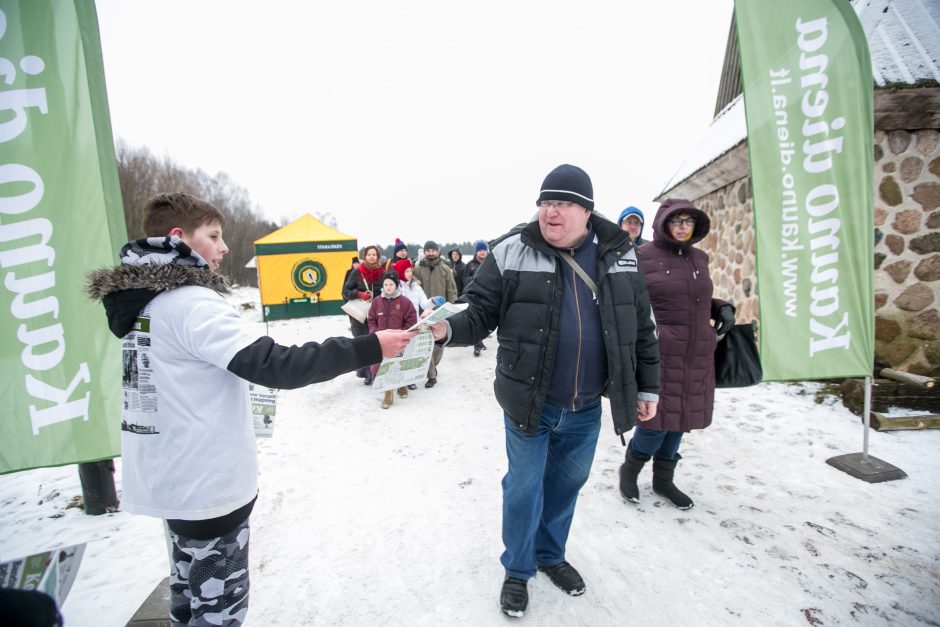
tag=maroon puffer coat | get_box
[367,292,417,333]
[638,199,729,432]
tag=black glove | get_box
[714,305,735,336]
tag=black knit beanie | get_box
[537,164,594,211]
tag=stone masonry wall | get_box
[873,129,940,376]
[695,178,759,327]
[689,130,940,376]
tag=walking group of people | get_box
[341,236,491,408]
[86,162,734,625]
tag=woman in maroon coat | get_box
[618,198,735,509]
[368,271,418,409]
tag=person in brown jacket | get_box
[618,198,734,509]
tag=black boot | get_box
[652,458,694,510]
[618,453,647,504]
[500,577,528,617]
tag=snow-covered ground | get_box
[1,287,938,626]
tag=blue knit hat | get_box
[537,164,594,211]
[618,206,644,227]
[393,238,407,253]
[474,240,488,253]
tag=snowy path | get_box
[1,294,938,626]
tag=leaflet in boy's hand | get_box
[372,329,435,392]
[406,302,468,332]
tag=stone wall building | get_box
[656,1,940,376]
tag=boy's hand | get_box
[375,329,417,357]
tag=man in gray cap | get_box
[412,240,458,387]
[428,164,660,618]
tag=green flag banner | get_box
[735,0,874,381]
[0,1,126,473]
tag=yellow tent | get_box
[254,214,358,320]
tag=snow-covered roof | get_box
[658,0,940,199]
[658,95,747,201]
[858,0,940,87]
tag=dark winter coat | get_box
[462,254,485,295]
[447,213,660,437]
[638,199,729,432]
[367,292,418,333]
[445,249,466,293]
[342,263,385,335]
[342,263,384,301]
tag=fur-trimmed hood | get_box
[86,263,229,338]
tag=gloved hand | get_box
[358,291,371,301]
[429,295,445,307]
[714,304,735,336]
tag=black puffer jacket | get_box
[447,213,660,436]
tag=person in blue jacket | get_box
[617,206,646,246]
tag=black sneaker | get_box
[473,348,481,357]
[538,561,585,596]
[407,384,417,390]
[424,377,437,388]
[500,577,528,618]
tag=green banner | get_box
[0,1,125,473]
[735,0,874,380]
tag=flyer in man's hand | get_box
[407,302,468,331]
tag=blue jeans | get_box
[501,400,602,580]
[628,427,683,462]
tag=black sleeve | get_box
[342,270,362,301]
[449,255,502,346]
[227,334,382,389]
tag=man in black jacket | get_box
[428,164,660,618]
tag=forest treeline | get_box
[115,141,487,286]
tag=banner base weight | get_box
[826,453,907,483]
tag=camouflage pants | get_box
[169,520,250,626]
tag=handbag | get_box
[714,323,763,388]
[341,297,371,324]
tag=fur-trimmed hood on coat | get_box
[86,263,229,338]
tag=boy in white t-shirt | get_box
[87,193,414,626]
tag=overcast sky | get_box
[95,1,734,249]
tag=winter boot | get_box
[397,386,408,398]
[500,577,528,617]
[381,390,394,409]
[651,458,694,510]
[618,453,648,504]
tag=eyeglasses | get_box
[537,200,574,210]
[667,217,696,226]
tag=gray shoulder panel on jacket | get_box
[492,234,556,274]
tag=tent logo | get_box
[291,259,327,294]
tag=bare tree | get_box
[115,141,275,286]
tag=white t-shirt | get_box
[120,285,257,520]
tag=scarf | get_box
[381,288,401,300]
[359,263,384,286]
[120,236,208,268]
